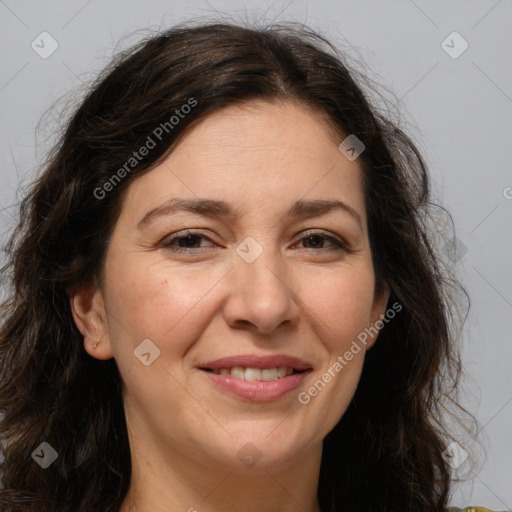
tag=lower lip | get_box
[200,369,311,402]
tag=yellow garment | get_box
[450,507,507,511]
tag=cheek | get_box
[104,254,227,357]
[102,257,228,424]
[292,267,376,441]
[299,263,376,349]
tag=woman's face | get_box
[75,99,388,474]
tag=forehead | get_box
[118,99,367,225]
[174,99,342,162]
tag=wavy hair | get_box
[0,20,472,511]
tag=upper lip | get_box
[198,354,312,371]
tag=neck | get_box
[119,428,323,512]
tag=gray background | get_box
[0,0,511,509]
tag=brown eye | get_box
[173,234,202,248]
[297,231,350,253]
[161,230,215,253]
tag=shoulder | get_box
[449,507,510,512]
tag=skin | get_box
[70,99,389,512]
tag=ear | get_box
[365,284,391,351]
[68,281,113,361]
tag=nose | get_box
[222,242,301,335]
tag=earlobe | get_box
[68,283,114,360]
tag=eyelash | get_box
[161,229,353,254]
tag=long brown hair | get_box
[0,21,473,511]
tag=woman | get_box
[0,20,496,512]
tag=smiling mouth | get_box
[200,367,307,381]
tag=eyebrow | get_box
[137,197,363,230]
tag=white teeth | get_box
[211,366,296,381]
[261,368,278,381]
[244,368,261,381]
[277,366,287,378]
[231,367,245,379]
